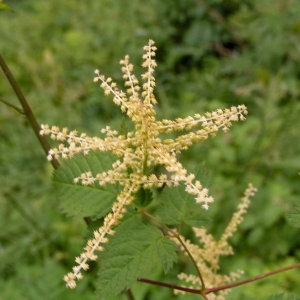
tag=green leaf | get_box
[157,238,177,274]
[286,203,300,228]
[156,162,211,227]
[96,211,177,297]
[135,188,153,208]
[53,152,120,219]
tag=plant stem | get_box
[206,262,300,294]
[0,53,60,169]
[176,234,206,290]
[138,278,201,294]
[0,53,92,228]
[124,288,136,300]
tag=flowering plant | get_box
[39,40,255,299]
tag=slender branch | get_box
[0,54,92,228]
[175,234,206,290]
[0,53,60,169]
[124,288,136,300]
[206,262,300,294]
[138,278,201,294]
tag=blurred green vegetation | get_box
[1,0,300,299]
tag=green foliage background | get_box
[1,0,300,299]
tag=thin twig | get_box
[124,288,136,300]
[0,54,92,227]
[138,278,201,294]
[0,53,60,169]
[206,262,300,294]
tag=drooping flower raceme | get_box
[40,40,248,289]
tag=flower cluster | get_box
[174,184,257,300]
[40,40,248,288]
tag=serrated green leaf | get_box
[156,162,211,227]
[286,203,300,228]
[135,188,153,207]
[53,152,120,219]
[96,211,167,297]
[157,238,177,274]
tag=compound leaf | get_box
[53,152,120,219]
